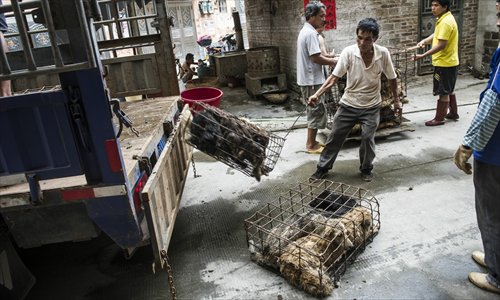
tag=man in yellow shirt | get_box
[413,0,459,126]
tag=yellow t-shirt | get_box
[432,11,459,67]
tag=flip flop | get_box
[306,145,324,154]
[317,142,325,147]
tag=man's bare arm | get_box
[307,74,339,105]
[310,53,337,66]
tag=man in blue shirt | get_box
[454,0,500,294]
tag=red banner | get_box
[304,0,336,30]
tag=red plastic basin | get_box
[181,87,223,111]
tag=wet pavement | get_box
[173,73,500,299]
[20,74,500,299]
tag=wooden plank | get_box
[103,54,162,97]
[119,97,179,192]
[97,34,161,51]
[141,106,192,266]
[346,123,416,142]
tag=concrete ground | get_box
[20,74,500,300]
[170,73,500,299]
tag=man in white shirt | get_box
[296,1,337,154]
[308,18,403,182]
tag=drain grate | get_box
[186,102,286,181]
[244,180,380,297]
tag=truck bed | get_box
[0,96,180,207]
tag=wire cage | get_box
[388,47,418,98]
[186,102,286,181]
[244,179,380,297]
[326,48,415,132]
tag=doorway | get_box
[167,2,200,61]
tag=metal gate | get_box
[167,2,199,60]
[95,0,174,98]
[418,0,463,75]
[4,0,179,97]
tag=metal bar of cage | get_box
[93,13,158,26]
[0,0,98,81]
[11,0,37,71]
[75,0,97,69]
[40,0,64,68]
[95,0,159,58]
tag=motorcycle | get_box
[197,33,237,57]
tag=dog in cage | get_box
[189,108,271,181]
[250,212,316,270]
[276,207,375,297]
[338,206,375,249]
[218,116,270,181]
[248,196,377,297]
[250,211,345,267]
[189,110,223,155]
[308,190,377,249]
[278,217,351,297]
[249,212,355,297]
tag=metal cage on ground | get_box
[185,102,286,181]
[388,47,418,98]
[244,180,380,297]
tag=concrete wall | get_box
[475,0,499,73]
[244,0,479,91]
[462,0,479,70]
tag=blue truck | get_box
[0,1,191,298]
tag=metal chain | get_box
[190,155,200,178]
[161,250,177,300]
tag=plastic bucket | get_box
[181,87,223,112]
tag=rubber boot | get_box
[445,94,459,120]
[425,100,448,126]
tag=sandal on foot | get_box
[306,145,324,154]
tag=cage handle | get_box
[282,105,307,139]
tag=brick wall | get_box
[244,0,304,90]
[483,31,499,69]
[244,0,479,91]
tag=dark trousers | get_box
[318,104,380,172]
[474,159,500,287]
